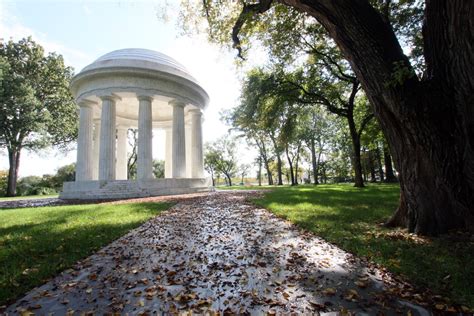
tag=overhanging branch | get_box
[232,0,273,59]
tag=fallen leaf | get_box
[434,304,445,310]
[309,301,325,310]
[322,288,336,296]
[133,290,142,297]
[88,273,98,281]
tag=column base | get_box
[60,178,212,200]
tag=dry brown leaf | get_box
[322,288,336,296]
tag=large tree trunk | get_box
[264,158,273,185]
[284,0,474,234]
[310,138,319,184]
[258,142,273,185]
[6,147,21,197]
[294,143,301,185]
[347,115,364,187]
[270,136,284,185]
[226,174,232,186]
[294,155,299,185]
[258,157,262,186]
[322,165,327,184]
[285,145,296,185]
[276,154,283,185]
[383,144,397,182]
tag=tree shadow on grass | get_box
[250,185,474,308]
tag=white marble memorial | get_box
[60,48,211,200]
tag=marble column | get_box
[92,120,101,180]
[137,95,153,180]
[185,122,192,178]
[164,127,172,178]
[170,100,186,178]
[116,126,128,180]
[76,100,95,181]
[189,109,204,178]
[99,95,119,181]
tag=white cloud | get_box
[82,4,92,16]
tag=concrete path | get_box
[0,198,64,209]
[6,192,430,315]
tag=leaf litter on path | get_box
[4,191,448,315]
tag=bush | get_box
[16,176,43,196]
[0,170,8,196]
[31,186,57,195]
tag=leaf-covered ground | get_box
[5,192,435,315]
[0,200,173,307]
[250,184,474,311]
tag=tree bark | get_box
[6,147,21,197]
[294,156,299,185]
[270,136,284,185]
[285,145,296,185]
[347,115,364,187]
[383,144,397,182]
[258,157,262,186]
[226,174,232,186]
[322,164,327,184]
[310,138,319,184]
[210,170,216,186]
[294,142,302,185]
[276,155,283,185]
[282,0,474,234]
[264,158,273,185]
[257,139,273,185]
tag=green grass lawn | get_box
[0,194,59,201]
[251,183,474,308]
[0,201,173,306]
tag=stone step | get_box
[60,179,212,200]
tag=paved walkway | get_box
[6,192,429,315]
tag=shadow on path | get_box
[6,192,431,315]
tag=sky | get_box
[0,0,258,177]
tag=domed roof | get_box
[79,48,197,83]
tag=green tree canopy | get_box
[0,37,77,196]
[177,0,474,235]
[204,135,239,186]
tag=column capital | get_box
[137,94,154,102]
[187,108,203,116]
[77,99,97,109]
[98,93,121,103]
[169,99,186,108]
